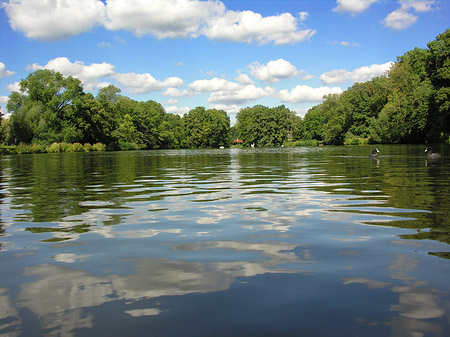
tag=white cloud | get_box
[0,95,9,104]
[167,98,179,105]
[104,0,224,39]
[186,76,275,105]
[209,103,242,114]
[320,62,393,85]
[235,73,253,85]
[249,59,299,83]
[327,40,361,47]
[203,10,315,45]
[383,0,435,30]
[189,77,241,92]
[29,57,116,91]
[278,85,343,103]
[209,85,274,104]
[97,41,113,49]
[0,96,9,117]
[165,105,190,115]
[383,8,418,29]
[4,0,315,45]
[298,11,309,21]
[333,0,378,15]
[29,57,184,94]
[7,82,21,93]
[114,73,184,94]
[163,88,194,97]
[204,70,216,77]
[403,0,435,12]
[0,62,15,78]
[4,0,106,41]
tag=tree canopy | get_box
[299,28,450,145]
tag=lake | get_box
[1,144,449,337]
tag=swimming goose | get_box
[368,148,379,158]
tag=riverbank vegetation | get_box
[1,29,449,152]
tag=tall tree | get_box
[7,70,85,144]
[235,105,296,146]
[183,107,231,148]
[426,28,450,140]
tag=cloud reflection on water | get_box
[9,238,310,335]
[1,147,449,336]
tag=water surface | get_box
[1,145,449,336]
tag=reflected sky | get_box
[1,146,449,336]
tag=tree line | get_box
[1,29,449,150]
[296,28,450,145]
[1,75,231,150]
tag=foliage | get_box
[235,105,299,147]
[183,107,231,148]
[299,28,450,144]
[2,29,450,150]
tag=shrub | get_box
[31,143,45,153]
[71,143,84,152]
[59,142,70,152]
[16,143,32,154]
[47,142,61,153]
[118,141,140,151]
[92,143,106,151]
[83,143,92,152]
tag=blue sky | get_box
[0,0,449,123]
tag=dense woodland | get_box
[1,29,449,151]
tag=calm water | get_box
[1,145,449,337]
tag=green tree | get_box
[426,28,450,140]
[235,105,296,146]
[7,70,86,144]
[377,53,433,143]
[183,107,231,148]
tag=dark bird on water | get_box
[425,147,441,159]
[368,148,379,158]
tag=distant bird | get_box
[425,147,441,159]
[368,148,379,158]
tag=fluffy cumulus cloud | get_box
[163,88,194,97]
[104,0,224,39]
[29,57,116,91]
[4,0,106,41]
[320,62,393,84]
[333,0,378,15]
[29,57,184,93]
[235,73,253,85]
[209,103,242,114]
[0,62,15,78]
[3,0,315,45]
[165,105,191,116]
[249,59,299,83]
[186,77,274,105]
[7,82,21,93]
[113,73,184,94]
[203,10,316,45]
[188,78,242,93]
[278,85,343,103]
[0,95,9,116]
[209,85,274,104]
[383,0,435,30]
